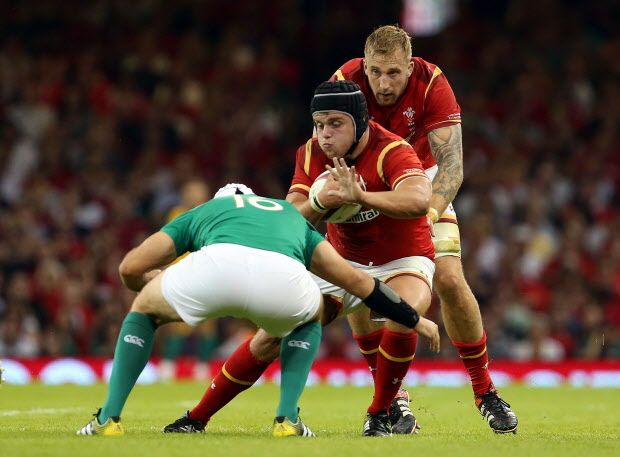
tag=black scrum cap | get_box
[310,80,369,143]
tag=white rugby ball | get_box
[309,171,364,223]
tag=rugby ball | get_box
[308,171,364,223]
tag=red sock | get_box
[368,329,417,415]
[353,328,384,381]
[452,331,493,397]
[189,338,270,423]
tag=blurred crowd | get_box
[1,0,619,363]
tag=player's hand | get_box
[326,157,364,204]
[317,174,347,209]
[414,317,440,353]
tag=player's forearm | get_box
[428,124,464,215]
[290,198,325,226]
[358,187,430,219]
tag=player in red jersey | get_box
[330,25,517,434]
[294,81,436,436]
[162,80,439,437]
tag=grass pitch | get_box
[1,383,618,457]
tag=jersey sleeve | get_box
[303,221,325,268]
[422,71,461,134]
[381,144,427,189]
[161,210,193,255]
[288,140,314,197]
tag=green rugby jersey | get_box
[161,195,324,269]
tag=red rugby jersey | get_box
[331,57,461,170]
[289,121,434,265]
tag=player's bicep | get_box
[394,174,432,198]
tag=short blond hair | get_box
[364,25,412,61]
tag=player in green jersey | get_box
[77,182,439,437]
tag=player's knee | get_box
[130,294,151,314]
[129,284,173,326]
[249,330,280,362]
[320,295,341,326]
[434,259,467,300]
[347,309,383,335]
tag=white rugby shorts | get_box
[161,243,321,337]
[311,255,435,315]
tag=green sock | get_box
[99,312,156,423]
[276,321,322,421]
[197,334,218,361]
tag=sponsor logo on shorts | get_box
[123,334,145,347]
[288,340,311,350]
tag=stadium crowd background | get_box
[1,0,619,364]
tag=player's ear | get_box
[407,60,413,77]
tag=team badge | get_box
[403,107,416,127]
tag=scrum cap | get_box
[310,80,368,143]
[214,183,255,199]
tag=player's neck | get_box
[346,129,370,161]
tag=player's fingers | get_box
[432,325,440,352]
[435,335,441,353]
[332,157,343,174]
[429,331,438,353]
[325,164,341,181]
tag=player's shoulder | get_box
[295,137,317,156]
[369,120,411,146]
[293,137,328,178]
[411,56,443,84]
[368,121,414,157]
[166,205,187,222]
[332,58,365,83]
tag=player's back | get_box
[162,195,323,268]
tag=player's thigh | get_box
[131,273,182,325]
[384,274,432,332]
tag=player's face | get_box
[364,49,413,107]
[313,112,355,159]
